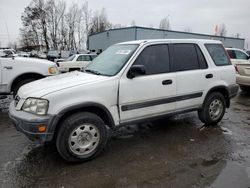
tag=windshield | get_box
[85,44,138,76]
[67,54,76,61]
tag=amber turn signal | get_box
[38,125,46,132]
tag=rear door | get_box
[77,55,92,68]
[119,44,176,123]
[172,43,213,110]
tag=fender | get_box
[49,102,116,135]
[204,85,230,108]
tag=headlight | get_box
[48,66,58,74]
[22,98,49,115]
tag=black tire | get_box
[56,112,108,162]
[13,78,36,97]
[198,92,226,125]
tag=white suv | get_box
[9,39,238,162]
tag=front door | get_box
[119,44,176,123]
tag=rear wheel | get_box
[198,92,226,125]
[56,112,108,162]
[13,78,36,97]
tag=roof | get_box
[89,26,245,41]
[118,39,222,45]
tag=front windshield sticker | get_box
[116,49,131,55]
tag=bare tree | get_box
[131,20,136,27]
[159,17,171,30]
[218,24,227,37]
[183,27,192,33]
[89,8,112,34]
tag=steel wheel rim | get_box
[209,99,223,121]
[68,124,100,156]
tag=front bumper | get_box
[8,101,55,143]
[228,84,239,98]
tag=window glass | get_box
[205,44,231,66]
[67,55,76,61]
[86,44,138,76]
[76,56,82,61]
[133,44,170,75]
[226,50,236,59]
[234,50,248,60]
[173,44,199,71]
[195,45,208,69]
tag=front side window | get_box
[133,44,170,75]
[227,50,236,59]
[205,44,231,66]
[234,50,248,60]
[85,44,138,76]
[173,44,200,71]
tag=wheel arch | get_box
[51,102,115,140]
[204,86,230,108]
[10,72,45,92]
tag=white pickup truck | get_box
[0,50,59,96]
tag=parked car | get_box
[0,54,59,96]
[0,48,18,57]
[47,50,60,61]
[226,48,250,91]
[226,48,250,65]
[9,39,238,162]
[245,50,250,56]
[57,54,97,72]
[235,62,250,92]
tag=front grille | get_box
[14,96,20,107]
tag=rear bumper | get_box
[236,74,250,87]
[8,101,55,143]
[228,84,239,98]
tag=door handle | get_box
[4,66,13,70]
[205,74,213,79]
[162,79,172,85]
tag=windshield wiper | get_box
[85,69,101,75]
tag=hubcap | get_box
[68,124,100,156]
[209,99,223,121]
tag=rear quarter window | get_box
[205,44,231,66]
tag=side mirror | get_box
[127,65,146,79]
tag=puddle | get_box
[210,161,250,188]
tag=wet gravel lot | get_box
[0,92,250,188]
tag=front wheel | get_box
[198,92,226,125]
[56,112,108,162]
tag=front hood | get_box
[15,56,55,66]
[18,71,108,98]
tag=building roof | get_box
[89,26,245,41]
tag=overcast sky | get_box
[0,0,250,48]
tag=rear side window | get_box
[205,44,231,66]
[173,44,200,71]
[134,44,170,75]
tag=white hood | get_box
[18,71,108,98]
[15,56,55,66]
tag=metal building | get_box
[88,26,245,52]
